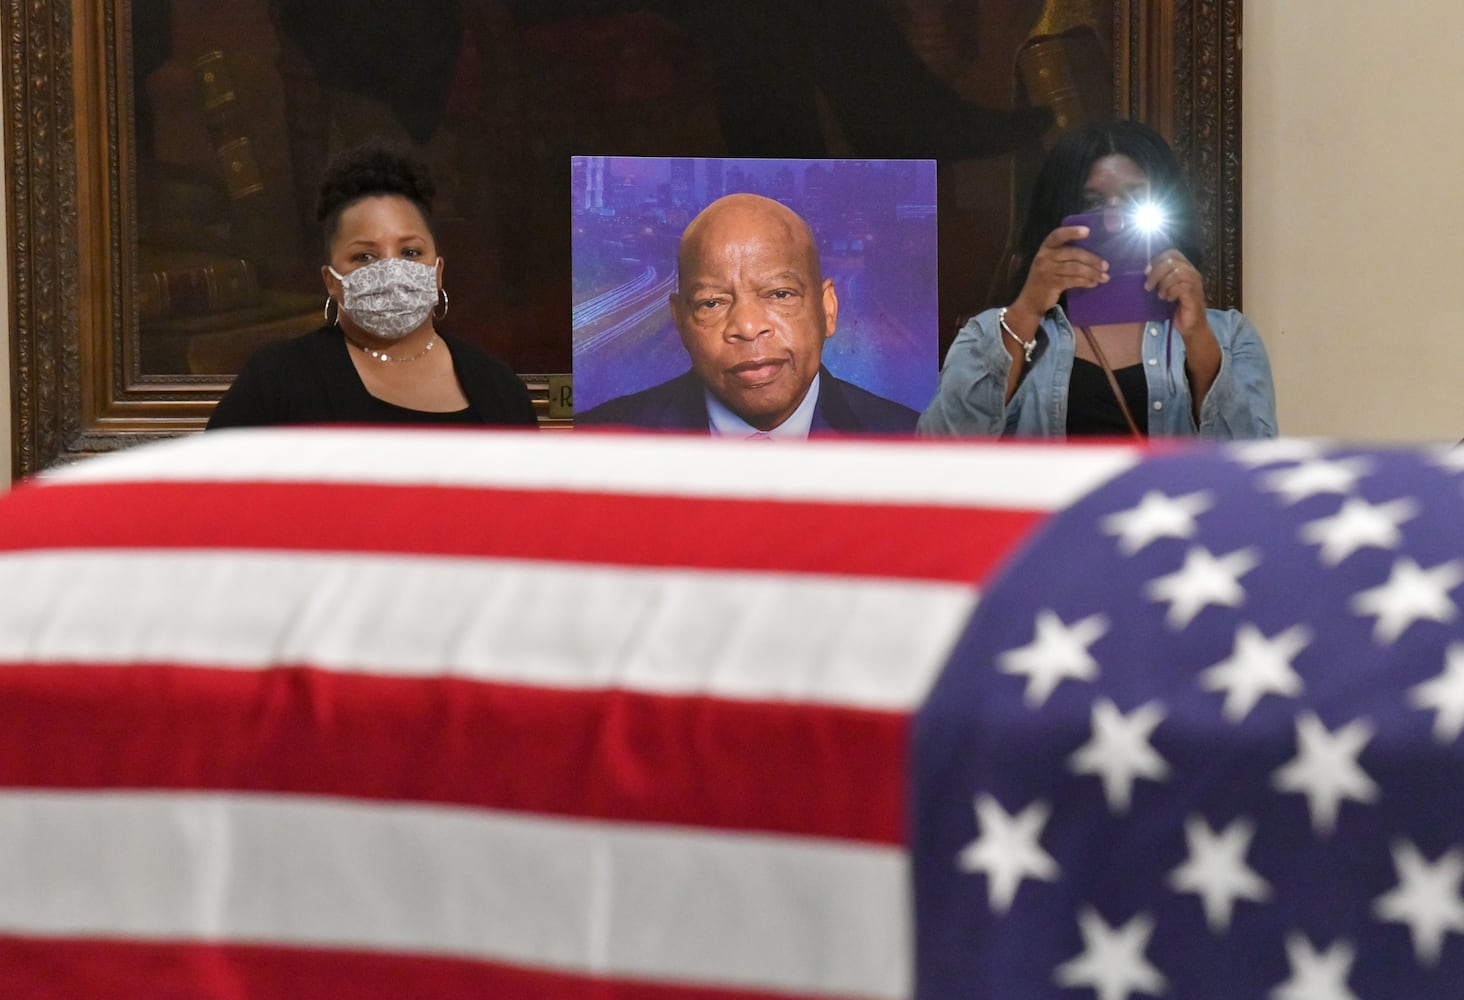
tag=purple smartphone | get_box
[1061,207,1175,326]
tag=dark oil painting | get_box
[131,0,1113,387]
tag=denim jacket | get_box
[917,306,1278,439]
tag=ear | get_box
[670,291,694,351]
[434,256,445,289]
[820,278,838,340]
[321,264,341,299]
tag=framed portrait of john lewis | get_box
[571,156,938,435]
[5,0,1240,474]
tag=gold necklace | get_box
[348,334,437,363]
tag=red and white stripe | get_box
[0,428,1140,999]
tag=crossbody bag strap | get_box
[1077,325,1144,441]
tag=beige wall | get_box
[1244,3,1464,442]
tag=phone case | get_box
[1061,208,1175,326]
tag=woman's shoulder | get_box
[439,331,515,371]
[946,307,1005,352]
[1202,307,1261,341]
[438,331,538,426]
[238,324,340,372]
[956,307,1004,333]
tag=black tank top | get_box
[1066,357,1149,437]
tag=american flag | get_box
[912,440,1464,999]
[0,427,1139,999]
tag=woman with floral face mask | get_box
[207,143,537,429]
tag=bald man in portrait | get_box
[577,193,920,438]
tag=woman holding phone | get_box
[919,119,1276,439]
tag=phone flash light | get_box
[1132,202,1165,233]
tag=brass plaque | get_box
[547,374,574,421]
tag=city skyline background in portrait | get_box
[571,155,938,415]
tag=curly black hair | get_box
[316,141,438,256]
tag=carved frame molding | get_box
[5,0,1243,476]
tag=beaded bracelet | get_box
[997,307,1038,363]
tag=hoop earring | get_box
[435,288,449,320]
[324,297,339,326]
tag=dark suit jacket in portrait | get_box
[577,367,919,435]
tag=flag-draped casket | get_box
[912,440,1464,998]
[0,428,1140,999]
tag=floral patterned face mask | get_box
[329,257,439,340]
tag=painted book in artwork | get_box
[136,247,260,323]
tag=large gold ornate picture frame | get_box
[5,1,1241,477]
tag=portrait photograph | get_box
[571,156,939,433]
